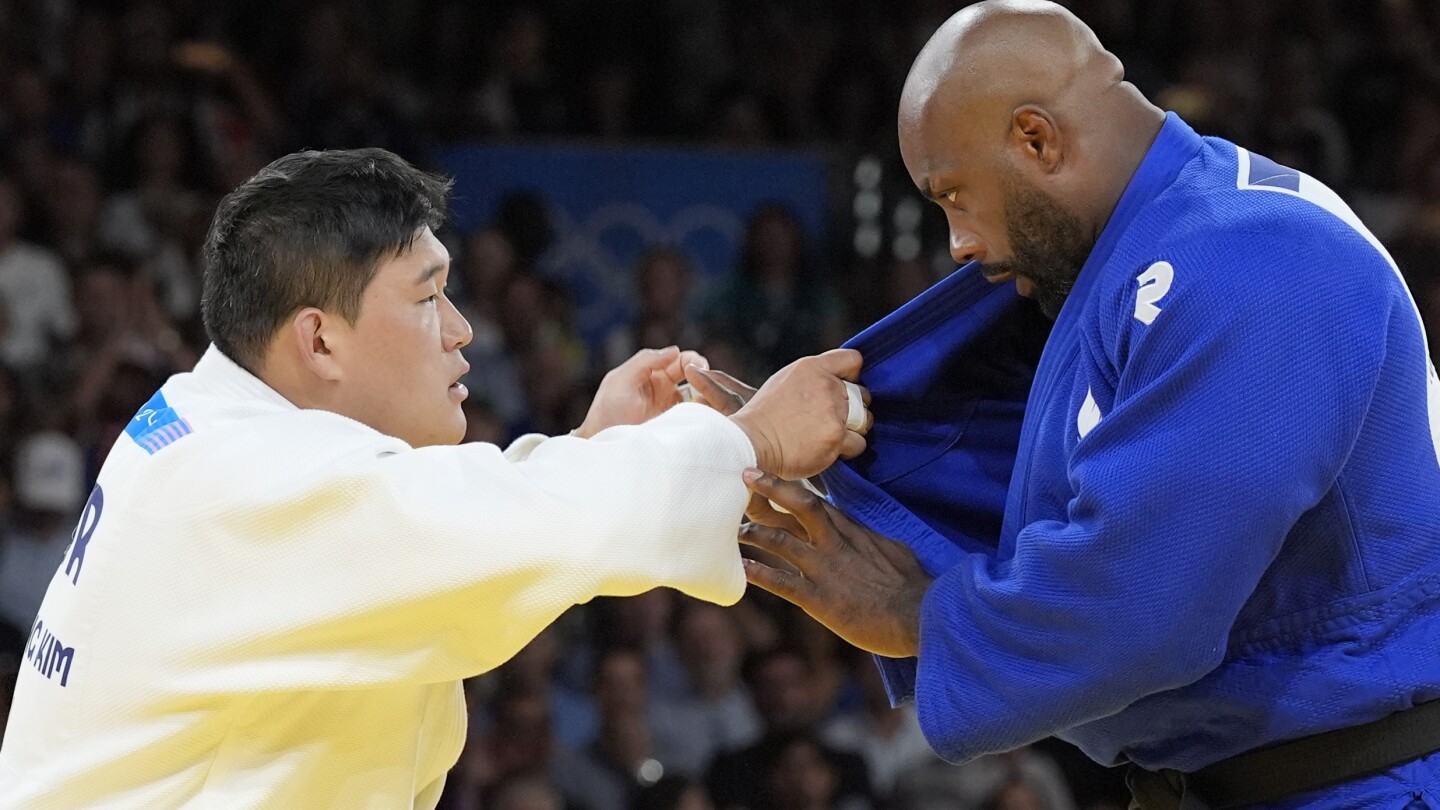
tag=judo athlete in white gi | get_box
[713,2,1440,809]
[0,148,871,807]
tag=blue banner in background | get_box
[437,144,827,348]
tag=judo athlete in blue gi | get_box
[698,2,1440,808]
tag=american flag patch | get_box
[126,391,195,455]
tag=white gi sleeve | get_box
[125,402,753,689]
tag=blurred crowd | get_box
[0,0,1437,808]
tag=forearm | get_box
[177,405,753,686]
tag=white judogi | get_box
[0,346,753,808]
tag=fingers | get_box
[706,368,758,399]
[667,349,708,384]
[649,367,680,409]
[642,345,680,365]
[618,345,680,379]
[738,520,814,564]
[744,469,836,543]
[741,557,818,607]
[684,365,747,415]
[743,490,805,535]
[814,348,863,381]
[839,430,867,459]
[677,350,709,374]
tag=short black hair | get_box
[200,148,452,371]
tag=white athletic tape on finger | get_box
[845,381,867,432]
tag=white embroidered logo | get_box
[1134,261,1174,325]
[1078,387,1102,439]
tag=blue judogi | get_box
[822,114,1440,805]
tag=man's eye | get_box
[422,294,437,304]
[945,190,959,204]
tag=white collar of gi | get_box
[192,344,300,411]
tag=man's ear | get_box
[1011,105,1064,173]
[291,307,345,383]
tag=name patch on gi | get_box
[25,618,75,687]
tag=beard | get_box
[984,169,1095,320]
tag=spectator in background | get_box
[1257,36,1351,189]
[821,646,935,800]
[460,226,520,319]
[633,776,716,810]
[1,64,59,150]
[481,689,612,810]
[767,734,872,810]
[0,655,17,745]
[285,5,422,159]
[891,746,1076,810]
[1392,142,1440,363]
[38,155,105,266]
[78,359,169,485]
[470,7,568,137]
[568,647,708,810]
[604,247,703,372]
[981,781,1049,810]
[509,276,590,435]
[492,626,597,752]
[108,3,192,143]
[785,612,857,720]
[711,90,773,150]
[701,203,843,376]
[494,191,555,272]
[0,431,85,637]
[673,602,762,764]
[705,648,871,810]
[0,175,76,373]
[457,227,529,432]
[55,9,122,166]
[1418,276,1440,364]
[99,115,206,320]
[0,362,26,464]
[170,39,289,186]
[493,776,566,810]
[53,258,193,432]
[576,62,639,142]
[588,590,689,701]
[462,396,509,445]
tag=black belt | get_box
[1127,699,1440,810]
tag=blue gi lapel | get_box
[819,262,1049,577]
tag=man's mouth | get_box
[980,266,1015,284]
[449,363,471,399]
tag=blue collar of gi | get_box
[819,113,1203,577]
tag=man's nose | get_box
[442,298,473,351]
[950,231,987,265]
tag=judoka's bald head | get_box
[899,0,1164,317]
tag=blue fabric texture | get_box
[824,113,1440,805]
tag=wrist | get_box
[728,411,773,471]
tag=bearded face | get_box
[986,166,1096,319]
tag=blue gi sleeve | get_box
[912,238,1392,762]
